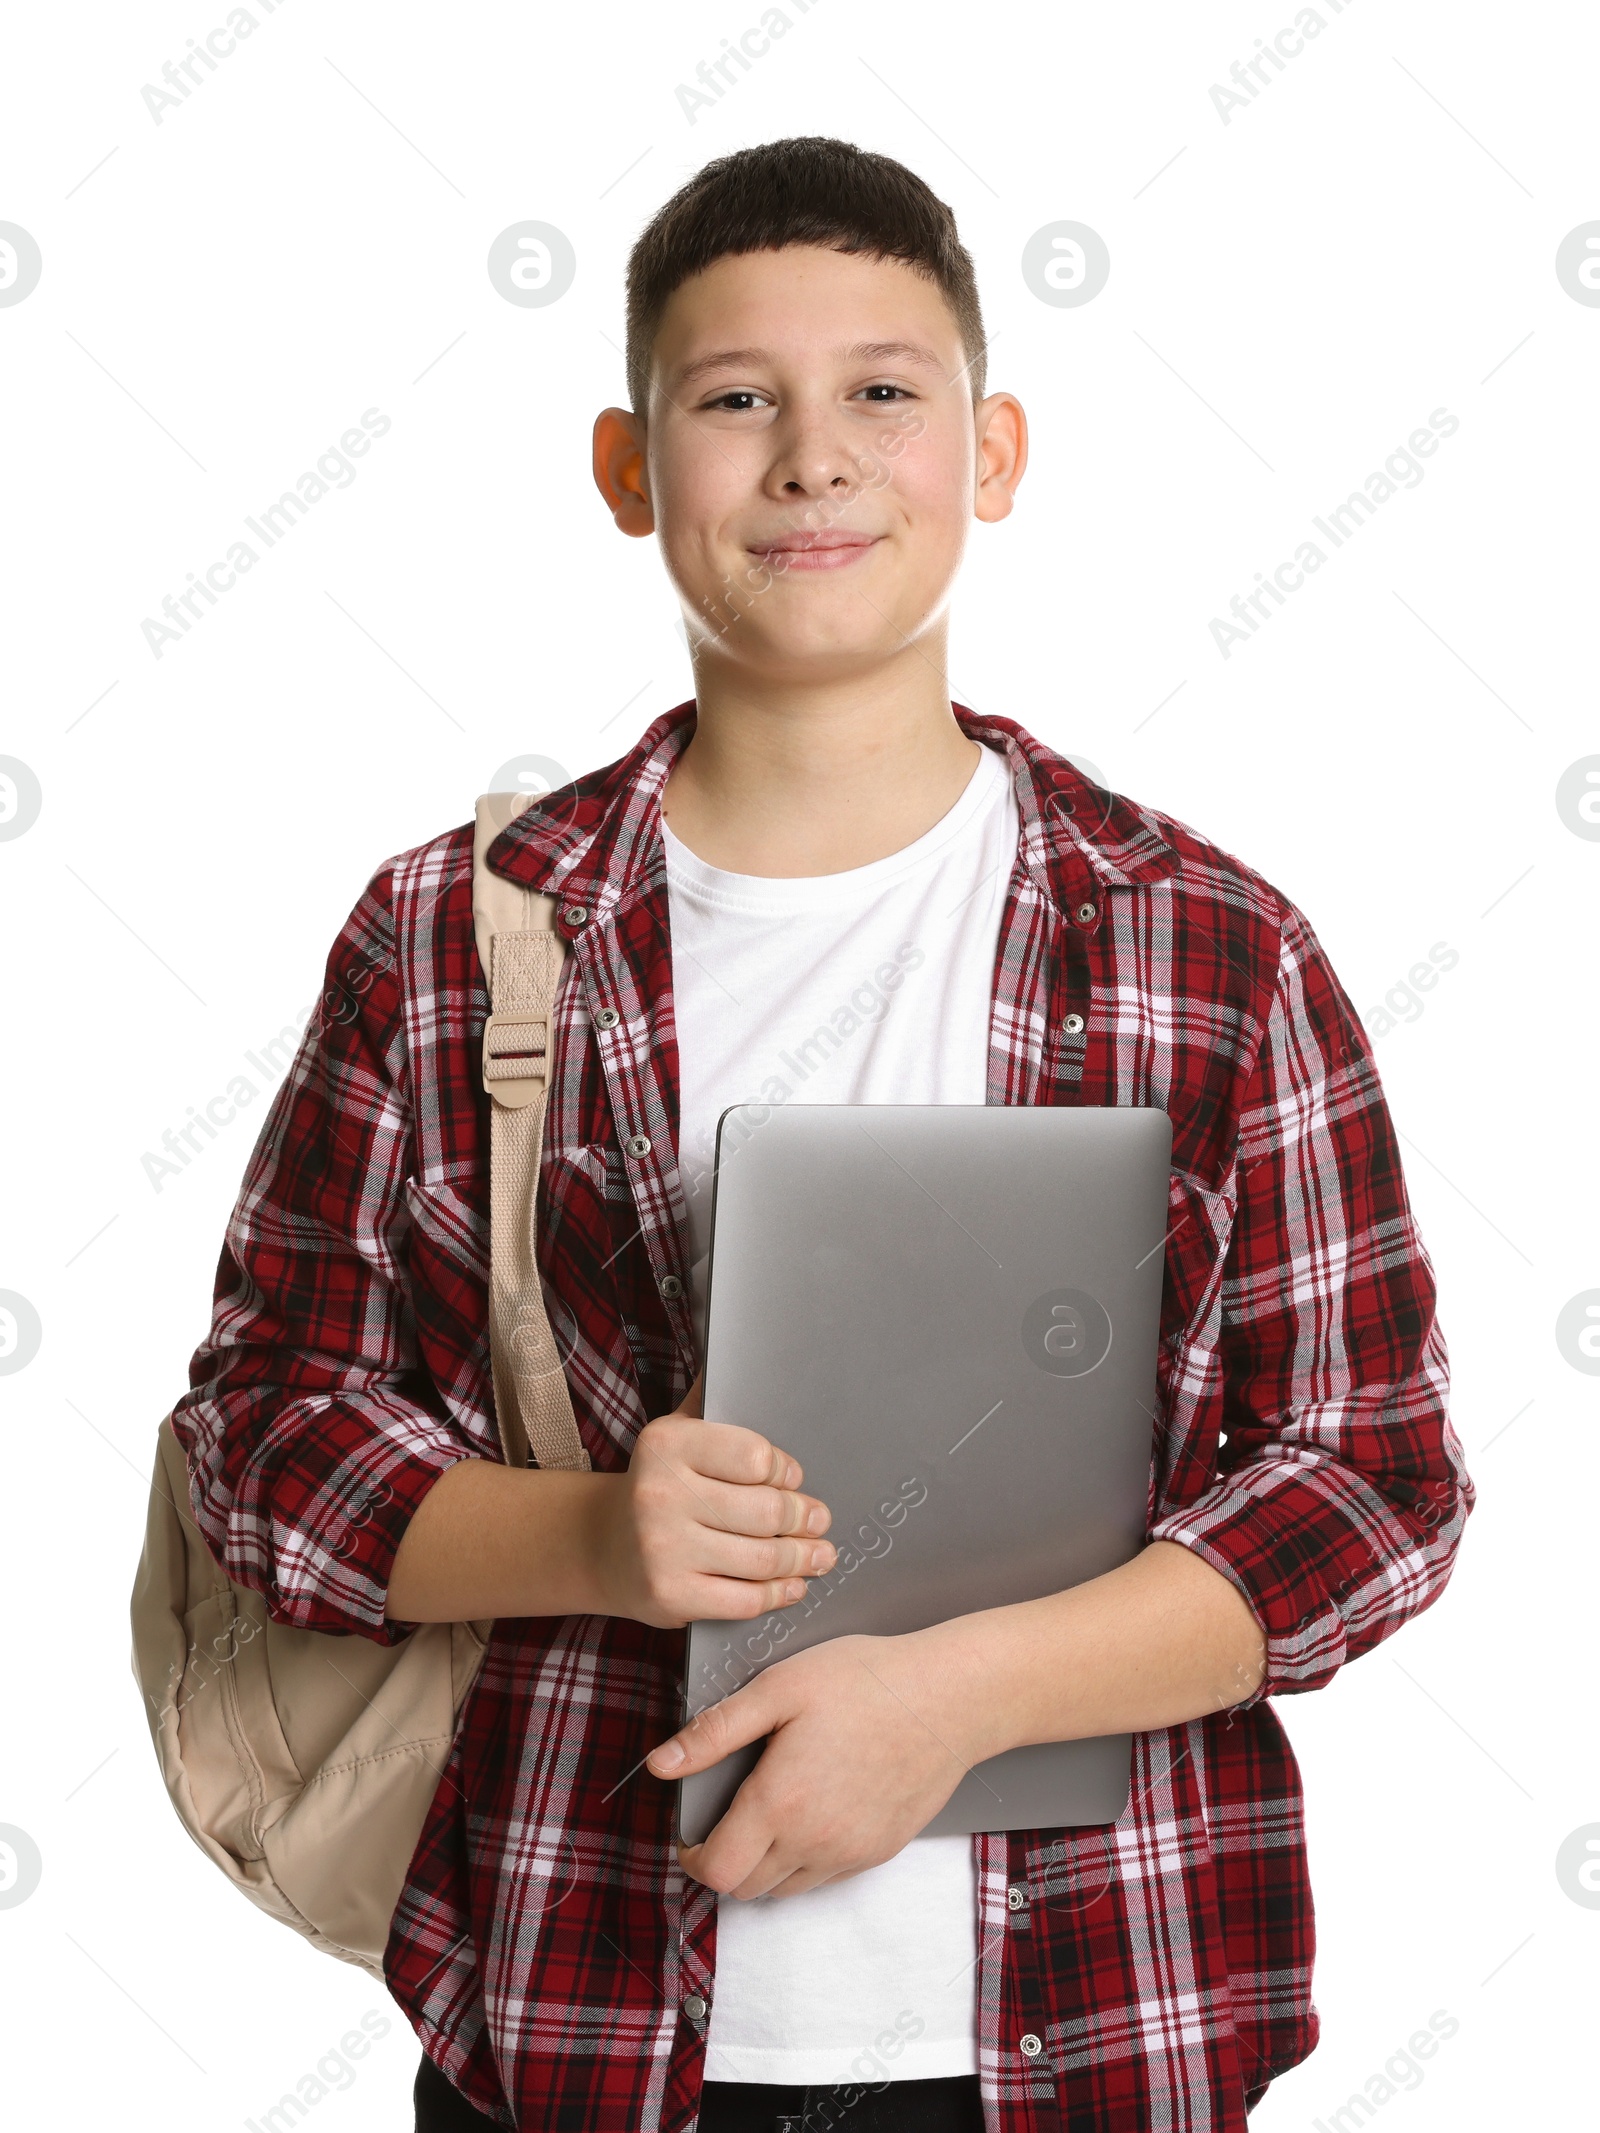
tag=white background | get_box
[1,2,1595,2127]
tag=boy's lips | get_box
[746,531,882,572]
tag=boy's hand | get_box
[594,1381,837,1629]
[645,1631,977,1899]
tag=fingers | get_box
[697,1473,829,1543]
[646,1461,830,1554]
[639,1421,831,1542]
[706,1529,835,1585]
[689,1567,817,1619]
[680,1834,793,1901]
[674,1418,801,1492]
[667,1767,797,1899]
[625,1412,835,1626]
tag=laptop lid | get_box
[677,1102,1171,1848]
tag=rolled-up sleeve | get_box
[1150,898,1473,1698]
[169,868,477,1642]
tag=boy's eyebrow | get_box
[841,340,945,375]
[673,340,947,389]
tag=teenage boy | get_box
[171,137,1472,2133]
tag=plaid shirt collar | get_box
[485,700,1181,916]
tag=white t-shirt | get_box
[663,740,1020,2086]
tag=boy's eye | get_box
[699,382,915,411]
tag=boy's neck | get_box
[659,646,981,879]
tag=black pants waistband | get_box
[698,2073,984,2133]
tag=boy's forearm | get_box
[385,1459,622,1624]
[912,1540,1268,1763]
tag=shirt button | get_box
[1063,1013,1084,1036]
[1019,2032,1043,2058]
[625,1134,652,1159]
[1074,901,1096,925]
[682,1994,707,2021]
[594,1007,620,1030]
[562,903,589,927]
[659,1274,685,1301]
[1007,1883,1027,1910]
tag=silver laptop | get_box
[677,1102,1172,1848]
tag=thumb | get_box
[678,1371,705,1420]
[646,1682,772,1777]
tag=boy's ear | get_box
[972,392,1028,525]
[593,407,654,537]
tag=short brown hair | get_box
[624,136,986,414]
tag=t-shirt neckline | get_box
[661,742,1011,916]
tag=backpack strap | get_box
[471,794,591,1475]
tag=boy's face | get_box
[594,245,1025,686]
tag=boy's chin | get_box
[683,586,939,679]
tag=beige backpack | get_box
[129,792,591,1977]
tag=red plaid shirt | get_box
[173,704,1471,2131]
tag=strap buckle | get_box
[482,1011,549,1109]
